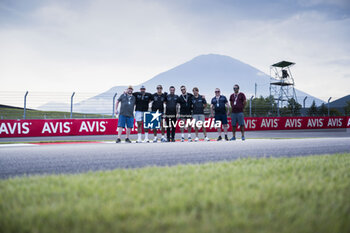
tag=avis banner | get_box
[0,116,349,138]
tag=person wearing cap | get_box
[229,84,247,141]
[151,85,167,142]
[115,85,136,143]
[133,85,153,143]
[192,87,209,142]
[210,88,230,141]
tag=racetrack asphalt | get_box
[1,136,349,179]
[0,128,349,143]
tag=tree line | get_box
[240,96,350,117]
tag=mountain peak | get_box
[189,53,244,65]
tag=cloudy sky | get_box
[1,0,349,101]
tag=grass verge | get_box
[0,106,108,119]
[1,154,350,233]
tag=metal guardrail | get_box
[0,91,348,119]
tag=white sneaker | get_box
[153,138,158,143]
[143,139,149,143]
[195,137,199,142]
[205,137,210,141]
[136,139,142,143]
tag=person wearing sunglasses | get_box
[151,85,167,142]
[192,87,209,142]
[133,85,153,143]
[165,86,178,142]
[177,85,194,142]
[210,88,230,141]
[229,84,247,140]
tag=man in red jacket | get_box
[229,84,247,141]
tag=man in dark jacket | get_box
[177,85,193,142]
[165,86,178,142]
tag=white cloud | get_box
[199,11,350,100]
[0,0,349,104]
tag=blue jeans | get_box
[118,115,134,128]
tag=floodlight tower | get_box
[269,61,297,116]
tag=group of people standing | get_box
[115,84,246,143]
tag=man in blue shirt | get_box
[210,88,230,141]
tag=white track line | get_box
[0,143,38,148]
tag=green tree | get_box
[244,95,277,117]
[329,108,341,116]
[344,101,350,116]
[318,103,328,116]
[307,100,318,116]
[287,98,302,116]
[279,106,289,116]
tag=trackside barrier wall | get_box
[0,117,349,138]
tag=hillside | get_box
[0,105,107,120]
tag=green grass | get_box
[1,154,350,233]
[0,107,108,119]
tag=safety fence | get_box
[0,91,117,119]
[1,91,349,119]
[1,116,349,138]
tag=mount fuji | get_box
[40,54,324,114]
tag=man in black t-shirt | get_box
[151,85,167,142]
[165,86,178,142]
[192,87,209,142]
[133,85,152,143]
[177,85,193,142]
